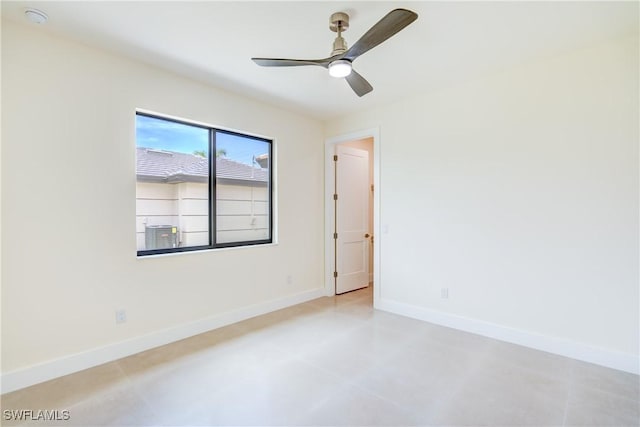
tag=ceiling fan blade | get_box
[345,70,373,97]
[252,58,330,68]
[344,8,418,62]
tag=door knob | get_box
[364,233,370,238]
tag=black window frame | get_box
[136,112,273,256]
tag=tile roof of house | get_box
[136,147,268,183]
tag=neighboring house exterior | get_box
[136,147,269,250]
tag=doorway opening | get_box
[324,129,379,303]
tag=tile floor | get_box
[1,287,638,426]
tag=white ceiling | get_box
[2,1,638,121]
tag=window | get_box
[135,112,272,255]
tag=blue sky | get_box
[136,115,269,166]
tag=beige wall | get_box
[136,182,180,249]
[1,20,324,377]
[136,181,269,249]
[217,183,269,244]
[326,35,639,366]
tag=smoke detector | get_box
[24,8,48,24]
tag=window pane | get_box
[136,114,210,252]
[215,132,271,245]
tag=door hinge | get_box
[371,184,374,192]
[333,194,338,200]
[333,155,338,161]
[333,271,338,278]
[333,232,338,239]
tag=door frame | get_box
[324,128,380,304]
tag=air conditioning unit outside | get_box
[145,225,178,250]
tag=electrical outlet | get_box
[441,288,449,299]
[115,309,127,324]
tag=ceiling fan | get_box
[251,8,418,97]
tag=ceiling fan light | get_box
[328,60,352,78]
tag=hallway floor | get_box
[2,287,638,426]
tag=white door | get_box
[335,145,370,294]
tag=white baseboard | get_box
[376,297,639,375]
[1,288,325,394]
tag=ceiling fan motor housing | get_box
[332,36,348,55]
